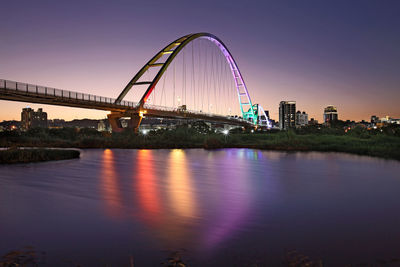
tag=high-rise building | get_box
[323,105,338,124]
[371,115,378,124]
[21,108,48,130]
[295,111,308,127]
[279,101,296,130]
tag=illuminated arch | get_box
[116,33,258,124]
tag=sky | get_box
[1,0,399,122]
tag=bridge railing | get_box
[0,79,138,109]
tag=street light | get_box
[223,129,229,143]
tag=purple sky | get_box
[1,0,399,122]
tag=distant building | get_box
[98,120,107,132]
[295,111,308,127]
[49,119,66,128]
[21,108,48,130]
[379,116,400,125]
[0,120,21,131]
[371,115,378,124]
[380,116,388,122]
[391,118,400,125]
[323,105,338,124]
[97,119,111,132]
[279,101,296,130]
[64,119,98,128]
[309,118,319,125]
[120,119,129,128]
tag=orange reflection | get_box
[136,150,161,223]
[168,149,196,218]
[100,149,123,219]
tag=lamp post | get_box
[141,129,149,141]
[223,129,229,143]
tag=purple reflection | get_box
[202,150,253,251]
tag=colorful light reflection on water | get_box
[1,149,400,266]
[100,149,123,219]
[167,149,197,219]
[136,149,161,224]
[132,149,251,251]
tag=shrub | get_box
[203,137,223,149]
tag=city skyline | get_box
[1,1,399,122]
[4,104,396,126]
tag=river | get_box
[0,149,399,266]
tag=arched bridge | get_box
[0,33,271,132]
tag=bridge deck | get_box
[0,79,252,127]
[0,79,136,112]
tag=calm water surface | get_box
[0,149,400,266]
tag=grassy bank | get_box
[0,148,80,164]
[1,126,400,161]
[230,133,400,160]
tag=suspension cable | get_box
[173,59,175,107]
[191,41,195,111]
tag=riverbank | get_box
[225,133,400,161]
[0,148,80,164]
[1,127,399,161]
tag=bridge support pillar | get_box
[107,112,143,133]
[128,113,143,133]
[107,112,124,133]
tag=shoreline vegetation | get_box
[0,124,399,161]
[0,148,80,164]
